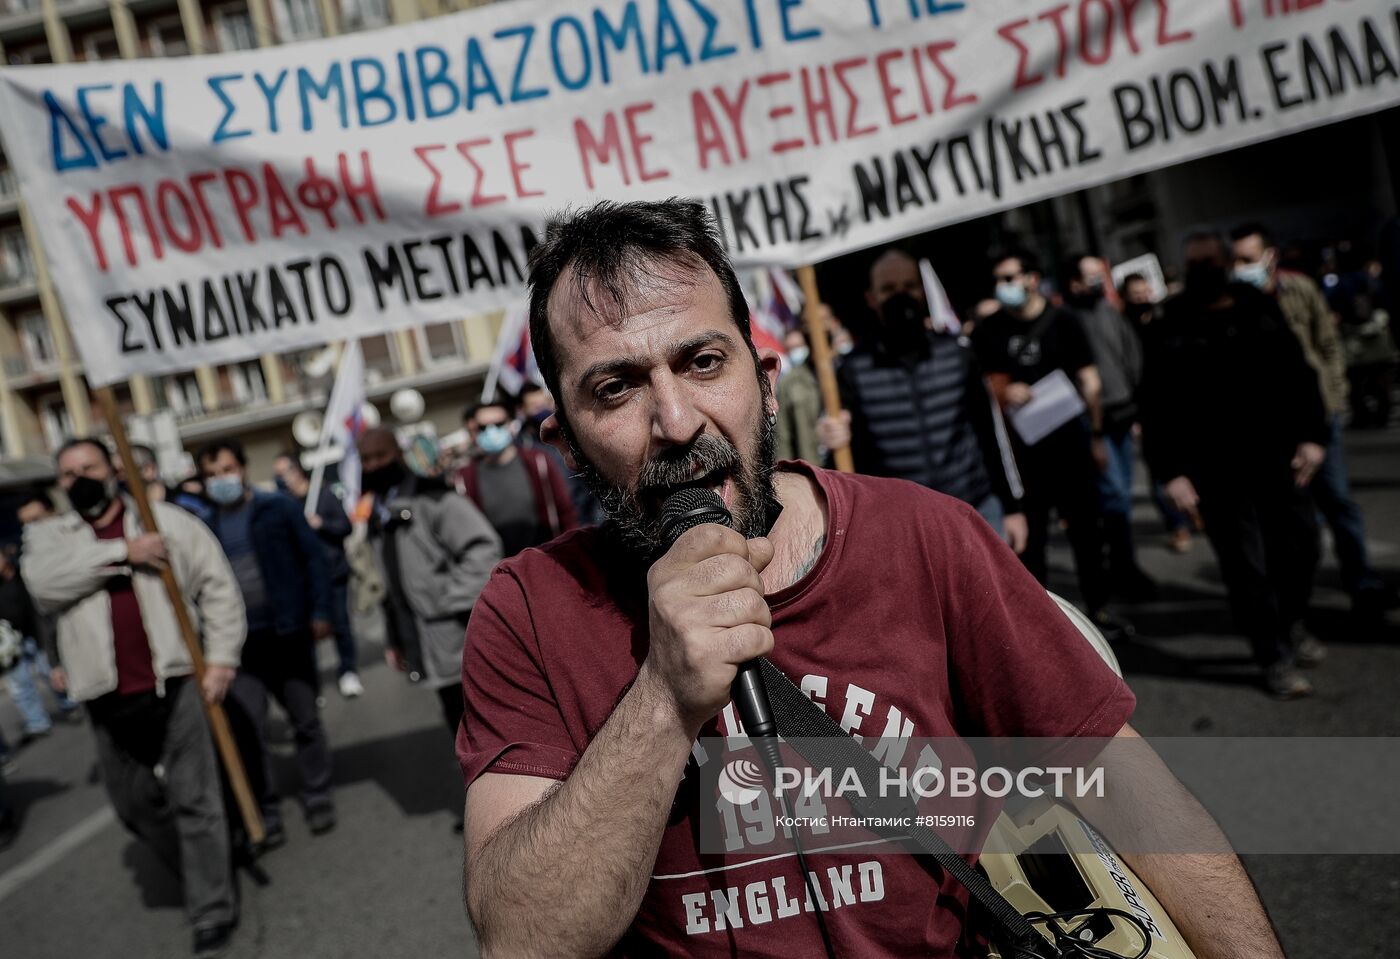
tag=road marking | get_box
[0,806,116,904]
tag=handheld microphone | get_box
[658,487,780,749]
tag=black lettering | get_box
[910,142,940,201]
[891,152,923,212]
[853,156,891,222]
[1029,111,1068,170]
[236,271,266,332]
[285,259,319,322]
[201,279,231,342]
[946,134,986,195]
[998,118,1039,182]
[1300,35,1336,101]
[319,256,352,315]
[1263,41,1304,110]
[134,291,163,352]
[106,296,143,354]
[1167,70,1206,133]
[404,240,442,300]
[220,277,244,336]
[428,235,462,294]
[1112,83,1155,150]
[789,176,821,241]
[267,268,299,325]
[1204,58,1248,124]
[1361,18,1399,84]
[163,284,197,346]
[1062,100,1102,163]
[460,233,494,289]
[1326,27,1365,94]
[758,183,791,248]
[493,229,528,287]
[364,245,408,309]
[724,189,760,253]
[190,282,227,341]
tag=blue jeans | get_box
[1313,415,1381,595]
[330,577,356,676]
[6,639,76,735]
[1095,429,1136,519]
[974,493,1005,535]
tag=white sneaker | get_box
[338,672,365,698]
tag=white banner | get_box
[0,0,1396,385]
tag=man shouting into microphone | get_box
[459,201,1286,958]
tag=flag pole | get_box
[795,266,854,474]
[95,386,265,844]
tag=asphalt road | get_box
[1,427,1397,959]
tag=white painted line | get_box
[651,838,895,881]
[0,806,117,904]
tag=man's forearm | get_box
[467,670,695,957]
[1120,849,1283,959]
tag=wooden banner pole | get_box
[95,386,265,845]
[795,265,854,474]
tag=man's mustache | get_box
[634,434,740,499]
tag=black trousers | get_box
[229,629,334,827]
[1016,427,1110,613]
[1195,469,1319,668]
[436,684,464,740]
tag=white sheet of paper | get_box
[1007,369,1087,446]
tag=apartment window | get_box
[274,0,323,42]
[146,15,190,57]
[81,30,122,62]
[0,230,34,287]
[228,360,269,404]
[212,4,257,51]
[339,0,389,31]
[38,394,73,452]
[7,43,52,66]
[419,322,463,365]
[165,373,205,418]
[360,334,397,382]
[18,311,57,370]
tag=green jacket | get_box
[777,363,822,463]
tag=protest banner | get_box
[0,0,1396,387]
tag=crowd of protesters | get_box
[0,214,1395,953]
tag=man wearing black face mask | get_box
[1139,231,1330,699]
[356,427,501,750]
[816,248,1028,553]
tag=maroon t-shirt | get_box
[459,464,1134,956]
[92,504,157,696]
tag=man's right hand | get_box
[1164,476,1199,513]
[639,524,776,733]
[1004,382,1034,408]
[816,410,852,452]
[126,533,168,570]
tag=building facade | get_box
[0,0,499,488]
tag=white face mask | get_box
[787,346,810,367]
[205,474,245,505]
[995,282,1028,309]
[1232,261,1270,289]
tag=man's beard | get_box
[567,401,777,562]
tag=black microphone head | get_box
[659,486,732,549]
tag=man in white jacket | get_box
[22,438,247,959]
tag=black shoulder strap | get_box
[758,659,1058,959]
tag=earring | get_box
[767,411,778,427]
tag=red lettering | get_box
[296,159,340,229]
[66,193,108,272]
[691,91,731,170]
[832,57,877,139]
[574,114,630,189]
[926,41,977,110]
[1116,0,1146,53]
[262,163,309,238]
[1037,5,1072,78]
[910,47,936,116]
[224,168,260,243]
[757,72,804,153]
[801,65,837,147]
[998,20,1044,90]
[1155,0,1192,45]
[109,185,163,266]
[186,172,224,249]
[415,145,461,217]
[875,50,915,126]
[456,138,506,207]
[713,81,751,161]
[623,103,669,182]
[339,150,385,221]
[1227,0,1244,28]
[504,129,543,199]
[155,180,202,253]
[1079,0,1115,66]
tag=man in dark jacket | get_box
[198,438,336,843]
[818,248,1027,551]
[1139,231,1329,699]
[273,452,361,699]
[456,401,578,557]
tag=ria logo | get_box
[717,758,767,805]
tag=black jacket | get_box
[1139,283,1329,484]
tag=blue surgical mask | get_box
[476,424,513,455]
[787,346,810,367]
[206,475,245,505]
[995,282,1028,309]
[1233,261,1270,289]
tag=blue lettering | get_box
[742,0,762,49]
[778,0,821,42]
[208,73,252,143]
[121,81,167,155]
[866,0,882,28]
[464,37,504,110]
[493,24,548,103]
[396,52,419,122]
[77,84,127,162]
[44,91,98,172]
[254,69,288,134]
[687,0,737,62]
[296,64,348,131]
[593,3,649,85]
[416,46,459,118]
[654,0,693,73]
[549,16,592,91]
[351,57,396,126]
[927,0,966,12]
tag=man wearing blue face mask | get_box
[197,438,337,845]
[1229,224,1391,627]
[455,401,578,558]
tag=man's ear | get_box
[757,348,782,415]
[539,413,579,471]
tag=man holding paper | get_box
[972,250,1127,640]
